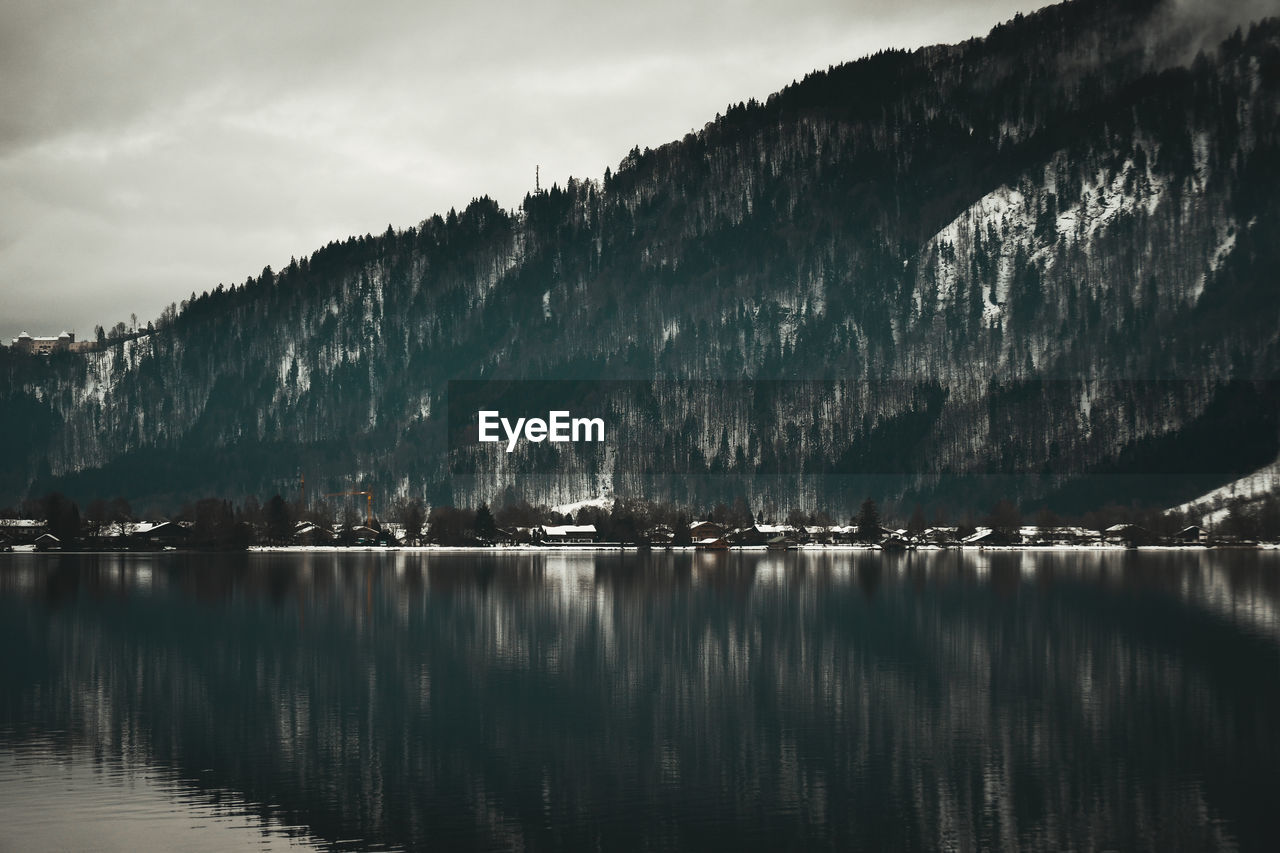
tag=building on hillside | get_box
[9,331,96,355]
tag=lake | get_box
[1,549,1278,851]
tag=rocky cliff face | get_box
[3,0,1278,515]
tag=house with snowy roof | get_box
[961,527,1021,546]
[132,521,192,547]
[0,519,46,545]
[1103,523,1149,545]
[689,520,725,540]
[1177,525,1208,544]
[294,523,337,546]
[536,524,597,544]
[735,523,797,546]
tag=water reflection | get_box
[1,549,1279,851]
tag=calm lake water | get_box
[1,549,1279,852]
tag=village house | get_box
[493,527,535,545]
[1020,525,1099,545]
[962,527,1021,546]
[132,521,192,548]
[880,532,911,550]
[0,519,46,546]
[1177,525,1209,544]
[340,524,396,546]
[644,525,674,545]
[294,523,337,546]
[735,523,795,546]
[828,524,858,544]
[922,526,960,545]
[804,525,832,544]
[536,524,598,544]
[688,520,725,540]
[1104,523,1148,545]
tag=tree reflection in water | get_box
[1,549,1278,852]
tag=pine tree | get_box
[474,503,496,541]
[907,504,927,539]
[402,500,424,545]
[266,494,292,544]
[856,499,882,543]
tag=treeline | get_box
[5,490,1279,551]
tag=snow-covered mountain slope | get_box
[1173,458,1280,525]
[2,0,1278,515]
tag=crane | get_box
[324,490,375,528]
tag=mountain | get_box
[2,0,1279,518]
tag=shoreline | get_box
[4,543,1278,555]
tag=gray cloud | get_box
[2,0,1178,337]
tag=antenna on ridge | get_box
[536,165,540,193]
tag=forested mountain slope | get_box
[2,0,1278,516]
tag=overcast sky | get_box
[2,0,1073,337]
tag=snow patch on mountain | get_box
[1171,458,1280,524]
[1050,156,1167,252]
[1194,223,1239,301]
[919,184,1030,313]
[660,317,680,345]
[276,344,311,402]
[80,348,117,407]
[552,494,614,517]
[918,147,1174,320]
